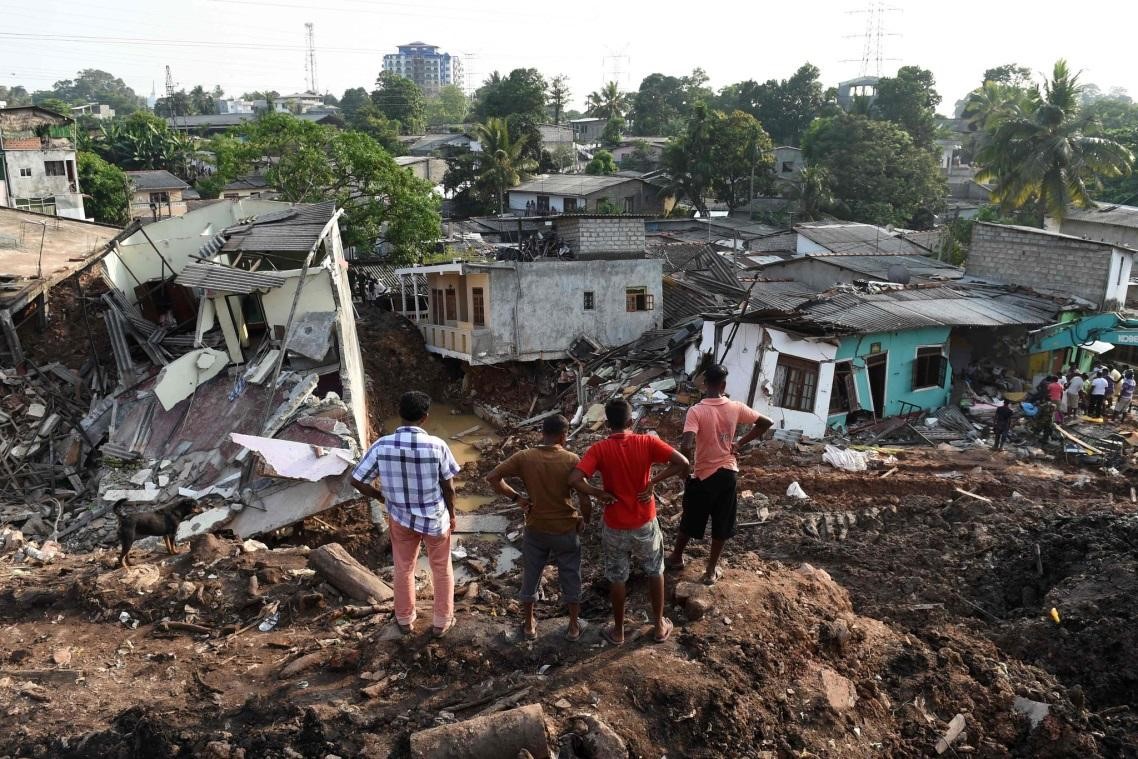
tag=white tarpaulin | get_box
[822,445,870,472]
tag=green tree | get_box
[40,69,144,114]
[240,90,280,102]
[976,60,1134,220]
[548,75,570,124]
[621,140,659,171]
[664,107,774,215]
[372,72,426,134]
[473,117,535,213]
[425,84,468,125]
[716,63,826,146]
[601,115,625,145]
[154,91,192,119]
[630,74,687,135]
[36,97,72,116]
[0,85,32,106]
[215,113,438,261]
[983,64,1035,90]
[189,85,223,115]
[472,69,547,123]
[77,151,129,224]
[339,87,371,119]
[872,66,941,148]
[585,149,618,175]
[802,112,946,227]
[94,111,192,172]
[586,82,631,120]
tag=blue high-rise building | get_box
[382,42,463,94]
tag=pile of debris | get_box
[0,360,103,524]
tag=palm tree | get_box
[976,60,1133,220]
[586,82,630,121]
[786,166,837,221]
[475,117,534,214]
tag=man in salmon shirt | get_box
[667,365,772,585]
[568,398,689,645]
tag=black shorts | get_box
[679,468,738,540]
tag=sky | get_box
[3,0,1138,113]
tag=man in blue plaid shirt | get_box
[352,391,461,638]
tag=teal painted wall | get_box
[827,327,952,424]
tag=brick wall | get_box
[556,216,646,260]
[967,223,1114,307]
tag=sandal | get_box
[431,617,456,639]
[565,619,588,642]
[601,624,625,646]
[701,565,723,586]
[653,617,674,644]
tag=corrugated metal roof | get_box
[663,277,722,327]
[795,222,929,256]
[511,174,642,196]
[744,280,821,314]
[789,286,1060,332]
[220,202,336,254]
[176,262,289,293]
[126,170,190,191]
[1062,203,1138,229]
[764,253,963,282]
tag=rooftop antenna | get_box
[842,1,901,77]
[461,50,479,97]
[304,22,318,94]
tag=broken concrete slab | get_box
[102,489,161,503]
[410,703,549,759]
[453,514,510,534]
[176,506,232,542]
[286,311,336,361]
[244,349,281,385]
[817,666,857,711]
[154,348,231,411]
[230,433,355,481]
[129,468,153,486]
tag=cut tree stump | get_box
[308,542,393,603]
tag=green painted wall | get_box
[827,326,952,424]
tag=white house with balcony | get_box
[393,258,663,363]
[0,106,85,219]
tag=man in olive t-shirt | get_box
[486,415,592,641]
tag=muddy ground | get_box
[3,311,1138,757]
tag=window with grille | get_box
[773,355,819,412]
[912,347,947,390]
[472,287,485,326]
[625,287,654,312]
[44,160,66,176]
[583,291,595,310]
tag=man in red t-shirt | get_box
[666,365,772,585]
[569,399,689,645]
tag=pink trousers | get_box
[388,517,454,629]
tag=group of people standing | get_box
[347,269,385,304]
[993,362,1136,450]
[1042,363,1135,421]
[350,365,772,645]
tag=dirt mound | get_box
[355,306,451,436]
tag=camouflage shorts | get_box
[602,518,664,583]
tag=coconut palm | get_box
[786,166,837,221]
[976,60,1133,220]
[586,82,631,121]
[475,117,535,214]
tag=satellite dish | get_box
[886,263,911,284]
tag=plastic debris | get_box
[786,482,809,499]
[258,611,280,632]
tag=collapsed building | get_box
[3,199,368,547]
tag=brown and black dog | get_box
[114,497,201,568]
